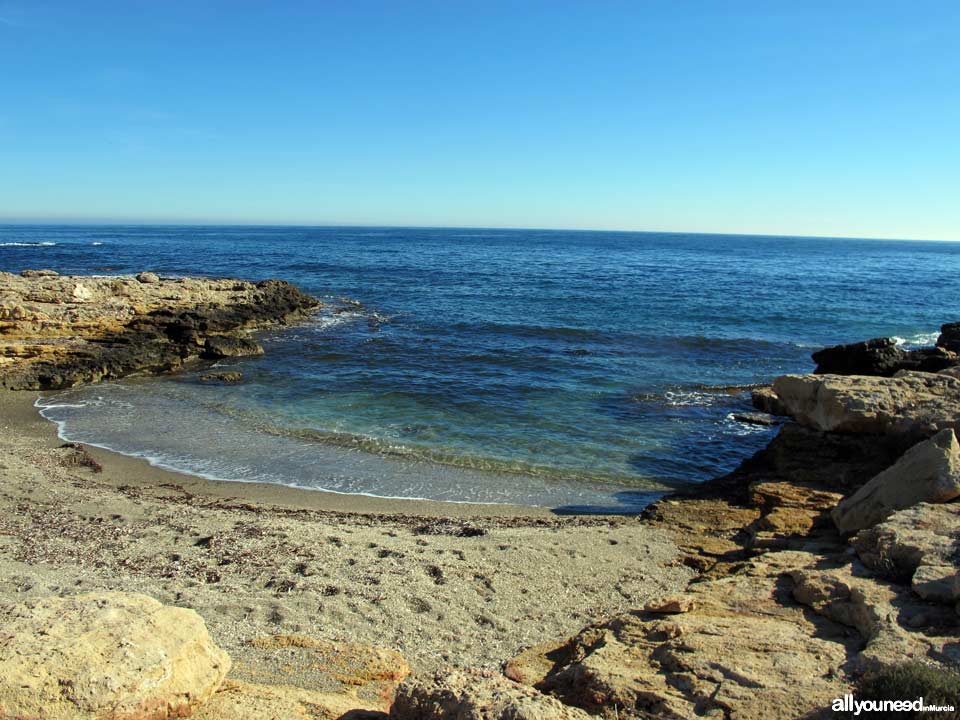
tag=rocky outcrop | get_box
[852,503,960,605]
[832,429,960,533]
[938,322,960,354]
[811,337,957,376]
[0,592,230,720]
[390,669,592,720]
[506,551,855,720]
[773,372,960,437]
[0,271,319,390]
[812,337,906,376]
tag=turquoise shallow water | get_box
[3,225,959,511]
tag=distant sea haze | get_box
[4,225,958,512]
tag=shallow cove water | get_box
[4,225,959,512]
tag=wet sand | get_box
[0,389,694,676]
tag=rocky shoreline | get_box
[1,270,958,719]
[0,269,319,390]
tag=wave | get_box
[892,331,939,348]
[0,241,57,247]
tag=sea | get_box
[2,225,958,513]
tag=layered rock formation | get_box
[0,270,319,390]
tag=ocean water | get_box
[3,225,959,512]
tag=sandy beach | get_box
[0,389,694,680]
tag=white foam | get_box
[892,331,939,348]
[0,241,57,247]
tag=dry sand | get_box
[0,389,694,678]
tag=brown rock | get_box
[640,594,695,613]
[136,271,160,283]
[508,552,856,720]
[852,503,960,604]
[20,269,59,278]
[390,669,592,720]
[789,562,955,672]
[0,592,230,720]
[772,372,960,437]
[202,336,264,359]
[751,385,791,416]
[239,634,409,711]
[200,371,244,383]
[195,680,386,720]
[832,429,960,533]
[0,272,318,390]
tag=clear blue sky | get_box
[1,1,957,239]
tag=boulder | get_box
[238,634,409,712]
[202,336,264,359]
[136,271,160,283]
[788,563,951,672]
[772,372,960,437]
[390,669,591,720]
[731,411,781,426]
[195,680,386,720]
[20,269,59,278]
[900,346,959,374]
[812,337,905,376]
[200,371,244,383]
[751,385,791,416]
[852,503,960,604]
[0,592,230,720]
[832,429,960,533]
[938,322,960,354]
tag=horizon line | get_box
[0,218,957,244]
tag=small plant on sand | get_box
[835,662,960,719]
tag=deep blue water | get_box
[3,225,959,512]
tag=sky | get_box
[0,1,957,240]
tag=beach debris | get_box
[57,441,103,473]
[0,592,230,720]
[412,520,487,537]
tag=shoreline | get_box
[12,391,557,521]
[0,385,694,676]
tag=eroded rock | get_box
[0,592,230,720]
[852,503,960,604]
[0,271,319,390]
[391,669,592,720]
[832,429,960,533]
[772,372,960,437]
[507,552,855,720]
